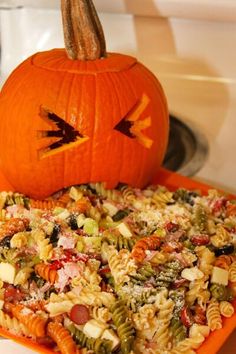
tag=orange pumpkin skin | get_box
[0,49,169,199]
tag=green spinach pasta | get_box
[0,183,235,354]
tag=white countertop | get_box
[0,340,35,353]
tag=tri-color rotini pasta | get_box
[0,184,235,354]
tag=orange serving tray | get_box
[0,167,235,354]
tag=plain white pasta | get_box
[49,291,78,303]
[0,192,7,210]
[0,310,30,336]
[46,291,79,316]
[228,261,236,282]
[186,277,210,309]
[75,288,116,308]
[206,301,222,331]
[195,246,215,277]
[0,209,7,221]
[14,264,34,286]
[87,205,102,222]
[31,229,53,261]
[120,185,136,202]
[107,246,137,285]
[89,183,121,202]
[10,232,28,248]
[189,324,210,339]
[153,298,174,350]
[133,304,158,340]
[48,288,115,310]
[170,334,205,353]
[90,306,112,323]
[152,189,174,207]
[46,300,75,316]
[219,301,235,318]
[211,225,230,248]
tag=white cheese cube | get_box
[0,262,16,284]
[181,267,204,281]
[211,266,229,286]
[116,222,132,238]
[76,214,86,228]
[57,209,70,220]
[189,324,210,338]
[103,202,118,217]
[101,329,120,350]
[69,186,83,201]
[0,300,4,310]
[83,319,106,339]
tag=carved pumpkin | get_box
[0,0,169,199]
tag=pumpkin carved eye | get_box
[38,107,89,159]
[114,94,153,148]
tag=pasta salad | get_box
[0,183,235,354]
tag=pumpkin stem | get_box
[61,0,107,60]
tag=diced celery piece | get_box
[76,240,84,253]
[83,218,99,235]
[83,237,102,250]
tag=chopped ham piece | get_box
[58,235,75,249]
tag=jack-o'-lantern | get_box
[0,0,169,199]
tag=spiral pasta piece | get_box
[194,205,207,232]
[170,334,206,353]
[10,232,28,248]
[206,301,222,331]
[14,264,34,286]
[0,209,7,221]
[228,261,236,282]
[152,190,173,207]
[10,304,47,337]
[0,217,29,241]
[90,306,112,323]
[89,183,121,201]
[111,300,135,354]
[0,310,30,336]
[219,301,235,318]
[47,322,77,354]
[107,247,137,286]
[130,263,155,284]
[57,191,71,205]
[153,298,174,349]
[155,261,182,289]
[68,324,112,354]
[35,263,58,284]
[30,199,65,210]
[131,236,161,262]
[214,255,234,270]
[120,185,136,202]
[69,197,90,214]
[210,284,230,301]
[102,233,136,252]
[170,319,187,343]
[31,229,53,261]
[211,225,230,247]
[4,192,29,208]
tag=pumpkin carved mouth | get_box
[114,93,153,148]
[38,108,89,159]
